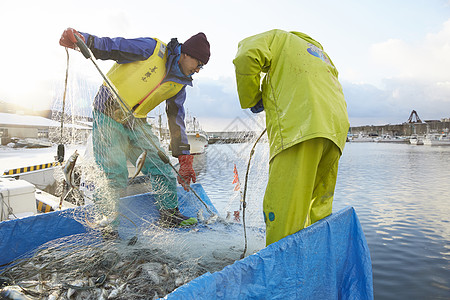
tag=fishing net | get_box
[0,51,269,299]
[1,209,265,299]
[1,231,209,299]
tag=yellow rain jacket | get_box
[233,29,349,161]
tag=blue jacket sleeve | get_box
[165,87,191,157]
[79,32,157,64]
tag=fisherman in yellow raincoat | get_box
[233,29,350,246]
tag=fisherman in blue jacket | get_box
[59,28,210,228]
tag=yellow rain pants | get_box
[263,138,342,246]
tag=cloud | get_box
[343,82,395,126]
[193,18,450,129]
[343,77,450,126]
[2,2,449,131]
[186,77,243,117]
[343,18,450,126]
[183,77,263,131]
[370,19,450,82]
[383,78,450,118]
[193,17,450,129]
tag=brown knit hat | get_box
[181,32,210,64]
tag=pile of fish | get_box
[0,233,213,300]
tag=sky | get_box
[1,0,450,131]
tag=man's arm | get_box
[166,88,197,191]
[165,87,190,157]
[232,32,273,109]
[79,32,158,64]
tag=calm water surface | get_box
[195,142,450,300]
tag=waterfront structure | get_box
[0,113,91,145]
[350,119,449,138]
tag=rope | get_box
[240,128,266,259]
[57,48,70,163]
[60,48,69,144]
[0,190,18,221]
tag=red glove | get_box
[59,28,85,49]
[177,155,196,191]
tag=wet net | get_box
[0,50,269,299]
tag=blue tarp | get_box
[164,206,373,300]
[0,207,86,266]
[0,183,217,267]
[0,185,373,299]
[116,183,218,239]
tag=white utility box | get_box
[0,178,36,221]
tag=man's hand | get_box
[59,28,85,49]
[250,99,264,113]
[177,155,196,191]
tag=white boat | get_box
[409,135,424,145]
[187,131,208,155]
[423,133,450,146]
[374,135,409,144]
[347,133,374,142]
[0,177,76,222]
[186,116,209,155]
[2,162,60,193]
[148,112,208,155]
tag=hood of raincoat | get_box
[233,29,349,161]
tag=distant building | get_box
[0,112,92,145]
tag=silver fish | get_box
[0,286,33,300]
[175,277,185,287]
[205,214,219,225]
[108,283,126,298]
[63,150,79,189]
[197,210,205,223]
[47,290,62,300]
[130,151,146,180]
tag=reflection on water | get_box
[196,142,450,300]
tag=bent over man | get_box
[60,28,210,228]
[233,29,349,245]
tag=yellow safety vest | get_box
[105,38,184,118]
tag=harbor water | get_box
[1,141,449,299]
[334,142,450,300]
[196,142,450,300]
